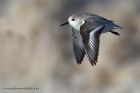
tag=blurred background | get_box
[0,0,140,93]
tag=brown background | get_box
[0,0,140,93]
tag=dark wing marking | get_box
[72,29,85,64]
[80,20,105,66]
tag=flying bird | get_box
[60,13,121,66]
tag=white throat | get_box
[69,20,85,31]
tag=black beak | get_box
[60,22,69,26]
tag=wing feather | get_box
[80,22,105,66]
[72,29,85,64]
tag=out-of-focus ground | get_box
[0,0,140,93]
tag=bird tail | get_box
[112,22,123,29]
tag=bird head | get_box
[60,14,85,31]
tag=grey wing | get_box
[87,16,122,30]
[80,23,105,66]
[86,26,105,65]
[72,29,85,64]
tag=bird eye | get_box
[72,18,75,21]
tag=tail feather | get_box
[110,30,120,36]
[112,22,122,29]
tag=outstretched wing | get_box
[80,20,105,66]
[72,29,85,64]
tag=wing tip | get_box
[75,56,85,65]
[90,60,97,66]
[77,61,82,64]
